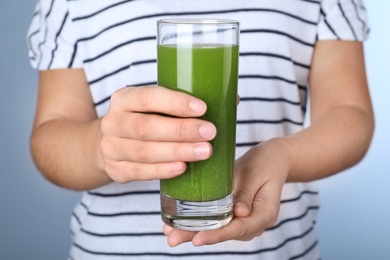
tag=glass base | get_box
[160,192,233,231]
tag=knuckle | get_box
[107,162,129,184]
[104,162,121,182]
[131,141,149,162]
[175,121,187,141]
[132,114,150,140]
[110,88,124,105]
[99,136,110,156]
[131,164,144,181]
[100,115,113,134]
[170,144,183,160]
[110,87,131,111]
[100,136,115,159]
[137,87,152,108]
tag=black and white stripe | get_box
[27,0,368,259]
[71,225,318,258]
[318,0,369,41]
[69,187,320,255]
[36,0,55,68]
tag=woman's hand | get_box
[163,138,289,247]
[100,86,217,183]
[162,41,375,247]
[32,70,217,190]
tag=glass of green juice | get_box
[157,18,239,231]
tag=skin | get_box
[31,40,374,246]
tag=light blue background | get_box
[0,1,389,259]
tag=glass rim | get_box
[157,18,240,25]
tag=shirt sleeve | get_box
[317,0,369,41]
[27,0,83,70]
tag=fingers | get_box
[101,139,212,181]
[161,141,289,247]
[163,224,174,236]
[104,160,187,182]
[102,137,213,163]
[232,158,259,218]
[233,188,253,218]
[102,112,216,142]
[101,137,214,182]
[111,86,207,117]
[232,144,283,218]
[100,86,217,182]
[163,225,196,247]
[191,180,282,246]
[163,179,281,247]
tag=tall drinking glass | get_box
[157,18,239,231]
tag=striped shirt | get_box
[27,0,368,259]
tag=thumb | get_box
[233,188,253,218]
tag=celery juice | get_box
[158,44,238,202]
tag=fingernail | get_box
[171,162,185,173]
[193,240,203,247]
[199,124,216,140]
[194,144,211,158]
[234,201,251,217]
[235,202,249,211]
[189,99,206,113]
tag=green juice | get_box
[158,44,239,202]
